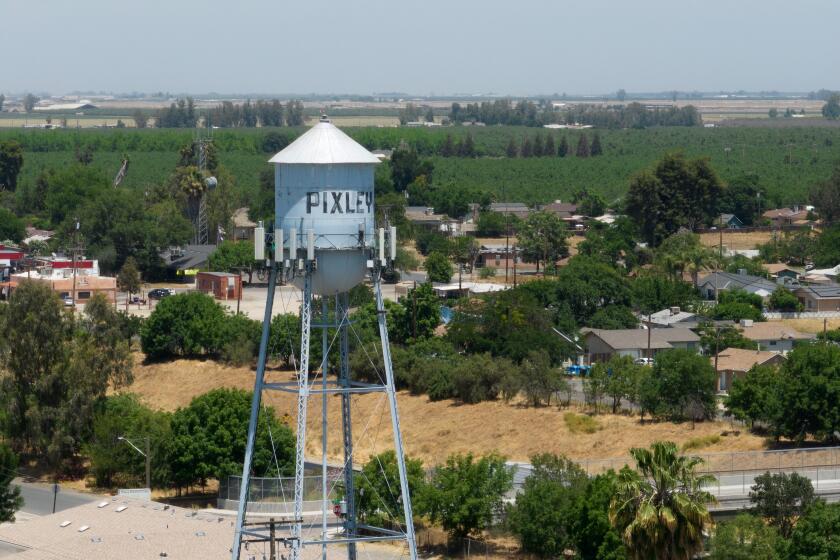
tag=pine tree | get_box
[544,134,555,157]
[520,137,534,158]
[533,134,544,157]
[576,134,590,158]
[441,134,455,157]
[506,138,518,158]
[558,136,569,157]
[459,133,476,158]
[590,133,603,156]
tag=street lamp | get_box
[118,436,151,490]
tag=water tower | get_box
[232,118,417,560]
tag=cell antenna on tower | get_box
[232,121,416,560]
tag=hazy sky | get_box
[5,0,840,96]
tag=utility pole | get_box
[513,244,518,287]
[144,437,151,490]
[71,218,80,312]
[504,216,510,284]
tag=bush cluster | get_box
[140,293,260,364]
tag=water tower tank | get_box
[270,119,381,295]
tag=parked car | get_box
[62,297,74,307]
[634,357,654,366]
[565,364,591,376]
[148,288,175,300]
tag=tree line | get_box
[155,97,306,128]
[448,99,701,128]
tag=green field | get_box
[2,125,839,208]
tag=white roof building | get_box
[268,121,380,165]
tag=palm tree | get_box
[609,441,716,560]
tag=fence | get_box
[764,311,840,319]
[570,445,840,477]
[218,475,339,514]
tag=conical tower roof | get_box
[269,121,380,165]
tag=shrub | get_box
[218,313,261,365]
[85,394,172,488]
[768,286,802,312]
[681,434,721,451]
[478,266,497,279]
[451,353,516,404]
[140,292,226,360]
[564,412,601,434]
[425,251,453,283]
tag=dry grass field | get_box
[699,230,775,250]
[122,354,767,467]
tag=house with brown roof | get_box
[762,263,801,282]
[231,207,256,242]
[542,201,579,218]
[582,328,700,363]
[712,347,786,393]
[762,207,812,227]
[737,321,815,353]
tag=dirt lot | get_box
[698,230,775,251]
[123,355,766,467]
[779,318,840,334]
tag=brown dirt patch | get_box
[699,231,775,250]
[124,354,767,466]
[777,318,840,334]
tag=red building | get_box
[196,272,242,300]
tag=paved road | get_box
[13,479,100,516]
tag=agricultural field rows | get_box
[3,125,839,206]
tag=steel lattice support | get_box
[292,270,314,560]
[374,274,419,560]
[231,263,279,560]
[338,292,357,560]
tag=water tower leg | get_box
[231,263,278,560]
[374,276,418,560]
[292,271,313,560]
[320,298,329,560]
[337,292,357,560]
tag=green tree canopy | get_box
[649,349,717,420]
[610,441,716,560]
[518,210,569,272]
[749,471,816,539]
[0,285,133,467]
[0,444,23,523]
[140,292,227,360]
[167,388,293,489]
[354,450,428,527]
[508,453,589,557]
[786,501,840,559]
[822,93,840,120]
[208,240,257,282]
[626,153,724,246]
[85,394,172,488]
[0,140,24,192]
[424,251,453,283]
[427,452,513,542]
[0,208,25,243]
[708,513,780,560]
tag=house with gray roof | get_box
[698,270,778,301]
[793,284,840,312]
[582,328,700,363]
